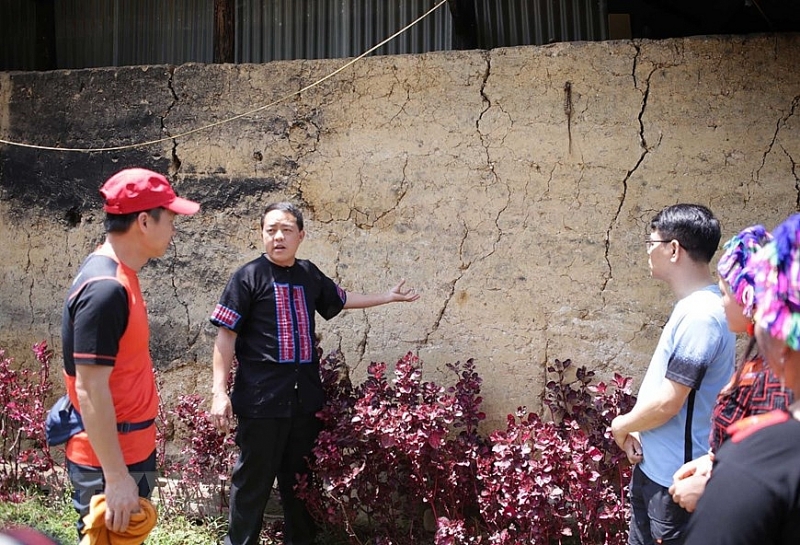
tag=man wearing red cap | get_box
[60,168,199,540]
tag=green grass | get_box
[0,493,76,543]
[0,493,225,545]
[0,493,354,545]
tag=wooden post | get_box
[447,0,480,50]
[214,0,235,63]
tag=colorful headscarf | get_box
[717,225,772,318]
[751,214,800,351]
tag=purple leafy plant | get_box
[155,363,238,521]
[0,342,61,501]
[298,352,637,545]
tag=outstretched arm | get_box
[343,279,420,309]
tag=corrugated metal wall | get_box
[236,0,453,62]
[235,0,607,63]
[1,0,608,71]
[474,0,608,46]
[0,0,50,71]
[54,0,214,68]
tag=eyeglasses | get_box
[645,239,673,251]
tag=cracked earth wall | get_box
[1,35,799,428]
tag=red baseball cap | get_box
[100,168,200,215]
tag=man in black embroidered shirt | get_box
[209,202,419,545]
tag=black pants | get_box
[66,450,157,543]
[628,464,691,545]
[225,413,322,545]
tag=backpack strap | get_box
[116,419,155,434]
[684,389,696,464]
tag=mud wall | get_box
[1,34,799,428]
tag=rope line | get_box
[0,0,448,154]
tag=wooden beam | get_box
[214,0,235,63]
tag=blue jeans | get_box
[628,464,691,545]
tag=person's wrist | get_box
[104,469,133,483]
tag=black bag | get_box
[44,394,156,446]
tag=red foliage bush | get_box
[0,342,61,501]
[1,343,636,545]
[297,352,637,545]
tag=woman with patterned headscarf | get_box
[669,225,792,513]
[685,214,800,545]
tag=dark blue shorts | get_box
[628,464,691,545]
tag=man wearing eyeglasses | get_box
[611,203,736,545]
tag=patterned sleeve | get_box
[70,279,129,366]
[311,263,346,321]
[210,267,251,333]
[665,311,725,389]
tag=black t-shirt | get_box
[62,254,130,374]
[210,255,346,417]
[685,413,800,545]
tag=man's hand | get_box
[103,472,141,533]
[669,454,712,512]
[623,434,643,464]
[210,392,233,434]
[672,453,712,481]
[389,279,420,303]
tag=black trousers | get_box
[225,413,322,545]
[628,464,691,545]
[66,450,157,543]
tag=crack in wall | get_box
[477,51,491,131]
[420,223,469,346]
[417,51,507,348]
[372,154,410,224]
[164,67,181,176]
[544,163,557,196]
[166,243,193,345]
[385,69,412,126]
[601,45,652,296]
[474,51,509,258]
[780,141,800,210]
[351,155,410,229]
[356,314,370,367]
[292,110,322,163]
[564,81,573,155]
[23,225,34,325]
[755,94,799,189]
[538,337,551,407]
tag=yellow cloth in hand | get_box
[79,494,157,545]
